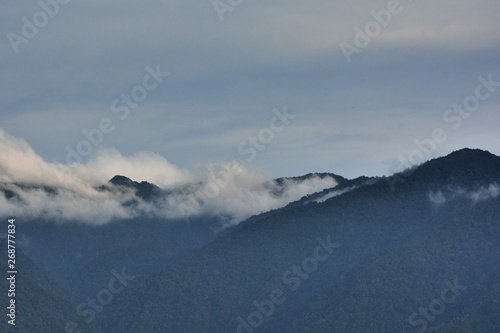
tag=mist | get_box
[428,184,500,206]
[0,128,337,225]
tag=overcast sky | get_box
[1,0,499,179]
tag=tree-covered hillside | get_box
[1,149,499,332]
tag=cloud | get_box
[313,186,356,204]
[86,148,191,188]
[429,191,446,206]
[0,129,336,225]
[0,128,189,189]
[118,163,338,226]
[0,128,68,187]
[428,184,500,206]
[469,184,500,202]
[0,185,133,225]
[180,169,337,225]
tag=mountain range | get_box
[1,148,499,332]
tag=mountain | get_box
[0,250,100,333]
[105,149,500,332]
[107,175,162,200]
[1,148,499,332]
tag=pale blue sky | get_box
[1,0,499,179]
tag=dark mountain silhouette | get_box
[1,148,499,332]
[107,175,162,200]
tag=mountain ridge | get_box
[1,148,499,332]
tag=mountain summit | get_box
[387,148,500,192]
[1,148,499,333]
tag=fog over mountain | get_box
[1,1,499,331]
[0,128,337,225]
[1,146,499,333]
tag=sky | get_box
[1,0,499,180]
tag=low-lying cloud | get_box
[469,184,500,202]
[158,170,337,225]
[0,129,336,225]
[428,184,500,206]
[312,186,357,204]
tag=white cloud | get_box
[428,184,500,206]
[0,185,134,225]
[146,164,337,225]
[314,186,356,204]
[469,184,500,202]
[0,128,189,189]
[0,129,336,225]
[86,148,191,188]
[429,191,446,206]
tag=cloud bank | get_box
[428,184,500,206]
[312,186,357,204]
[158,170,337,225]
[0,129,336,225]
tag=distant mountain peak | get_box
[389,148,500,191]
[109,175,135,187]
[275,172,348,186]
[443,148,496,161]
[108,175,161,200]
[424,147,499,170]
